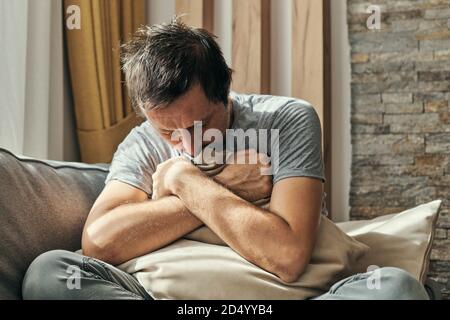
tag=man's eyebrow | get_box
[160,112,212,131]
[156,125,172,132]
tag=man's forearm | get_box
[173,172,304,282]
[82,195,202,265]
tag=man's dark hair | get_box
[121,18,233,117]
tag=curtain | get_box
[64,0,147,163]
[0,0,78,161]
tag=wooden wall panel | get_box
[175,0,214,31]
[292,0,332,215]
[232,0,270,94]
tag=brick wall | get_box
[347,0,450,299]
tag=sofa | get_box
[0,147,443,300]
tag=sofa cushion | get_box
[116,201,441,300]
[117,216,370,300]
[0,148,108,299]
[337,200,442,284]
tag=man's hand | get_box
[151,157,202,200]
[213,149,273,203]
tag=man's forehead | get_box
[145,84,215,130]
[148,104,211,130]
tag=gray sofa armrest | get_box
[0,148,109,299]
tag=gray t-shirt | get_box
[105,92,327,212]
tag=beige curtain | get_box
[65,0,146,163]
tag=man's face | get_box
[142,85,229,156]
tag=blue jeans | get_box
[22,250,429,300]
[312,267,429,300]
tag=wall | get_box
[347,0,450,298]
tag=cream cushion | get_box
[336,199,442,283]
[117,200,441,299]
[118,215,369,300]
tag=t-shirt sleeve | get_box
[104,127,158,198]
[271,101,326,184]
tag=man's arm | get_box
[153,158,323,283]
[83,154,273,266]
[82,180,203,265]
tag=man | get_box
[22,20,429,300]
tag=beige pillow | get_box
[117,215,369,300]
[336,199,442,284]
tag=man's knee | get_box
[22,249,82,300]
[378,267,429,300]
